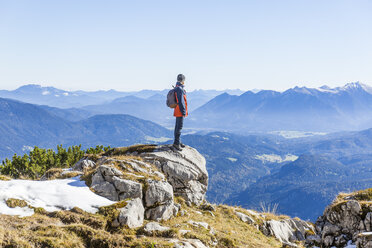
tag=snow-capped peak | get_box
[342,82,363,90]
[291,86,313,94]
[315,82,372,95]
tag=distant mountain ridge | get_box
[0,84,244,126]
[191,82,372,132]
[0,97,171,160]
[0,84,244,109]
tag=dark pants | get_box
[174,117,184,145]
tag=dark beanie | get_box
[177,74,185,82]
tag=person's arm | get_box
[176,88,186,116]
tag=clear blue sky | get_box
[0,0,371,91]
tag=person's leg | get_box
[174,117,184,145]
[174,117,180,145]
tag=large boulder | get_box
[113,176,142,200]
[91,165,142,201]
[91,181,118,201]
[145,179,173,207]
[255,218,315,247]
[139,145,208,205]
[117,198,144,228]
[145,179,178,221]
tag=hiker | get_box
[173,74,188,151]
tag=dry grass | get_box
[104,145,157,157]
[42,168,82,180]
[0,174,12,181]
[112,155,143,161]
[159,202,283,248]
[0,205,175,247]
[330,188,372,214]
[0,198,289,248]
[6,198,28,208]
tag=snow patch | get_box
[63,92,69,96]
[42,91,50,95]
[255,154,298,163]
[227,157,237,162]
[0,177,115,217]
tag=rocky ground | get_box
[306,188,372,248]
[0,144,317,247]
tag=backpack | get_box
[166,87,178,108]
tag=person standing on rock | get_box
[173,74,188,151]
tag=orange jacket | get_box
[174,86,188,117]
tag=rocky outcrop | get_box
[306,189,372,248]
[233,209,315,247]
[76,144,208,227]
[138,145,208,205]
[262,219,314,247]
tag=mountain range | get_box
[0,84,244,126]
[191,82,372,132]
[0,97,171,160]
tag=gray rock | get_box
[145,203,175,221]
[91,170,105,185]
[334,234,348,247]
[357,232,372,248]
[322,222,341,238]
[139,145,208,205]
[308,199,365,248]
[186,239,208,248]
[188,220,209,229]
[72,158,96,171]
[117,198,144,228]
[323,235,334,246]
[91,181,118,201]
[179,229,191,236]
[172,239,208,248]
[143,222,170,235]
[306,235,321,246]
[153,171,166,181]
[145,179,173,207]
[235,211,255,225]
[112,176,142,200]
[99,165,123,181]
[266,220,297,246]
[365,212,372,232]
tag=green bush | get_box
[0,144,110,180]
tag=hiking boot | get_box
[180,143,186,148]
[173,143,183,151]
